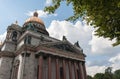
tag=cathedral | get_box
[0,11,87,79]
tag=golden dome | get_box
[23,11,49,36]
[24,12,44,26]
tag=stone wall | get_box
[1,42,16,52]
[31,37,40,46]
[17,40,24,50]
[0,57,13,79]
[21,52,37,79]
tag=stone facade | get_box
[0,12,87,79]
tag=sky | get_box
[0,0,120,76]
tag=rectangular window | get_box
[24,36,31,44]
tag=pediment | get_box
[53,43,75,52]
[41,41,83,54]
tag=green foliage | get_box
[104,67,113,79]
[105,67,112,74]
[93,73,104,79]
[104,72,113,79]
[90,67,120,79]
[114,69,120,79]
[87,75,93,79]
[44,0,120,46]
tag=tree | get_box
[44,0,120,46]
[114,69,120,79]
[88,68,120,79]
[104,67,113,79]
[87,75,93,79]
[93,73,104,79]
[105,67,112,74]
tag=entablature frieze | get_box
[36,46,85,59]
[0,51,15,57]
[8,44,85,62]
[36,46,85,62]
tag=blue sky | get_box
[0,0,120,76]
[0,0,73,34]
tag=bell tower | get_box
[1,23,22,52]
[6,22,22,42]
[0,22,22,79]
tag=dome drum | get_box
[23,11,49,36]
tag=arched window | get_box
[12,31,17,42]
[11,60,20,79]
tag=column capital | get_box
[35,52,44,58]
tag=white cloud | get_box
[47,20,120,76]
[89,31,120,57]
[109,53,120,71]
[47,20,93,48]
[45,0,52,6]
[87,58,120,76]
[86,65,106,76]
[0,32,6,44]
[89,31,116,54]
[26,10,57,18]
[109,53,120,63]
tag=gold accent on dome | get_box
[34,11,38,17]
[25,16,44,25]
[24,11,44,26]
